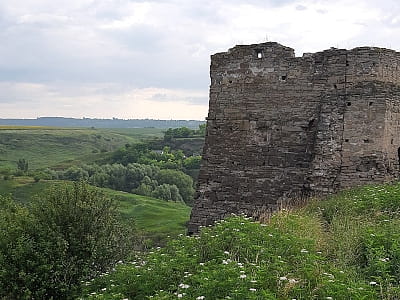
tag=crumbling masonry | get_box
[188,42,400,234]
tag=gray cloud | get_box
[296,5,307,10]
[1,0,400,119]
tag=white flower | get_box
[249,288,256,292]
[224,251,230,255]
[288,279,298,284]
[300,249,308,253]
[326,297,333,300]
[369,281,377,285]
[178,283,190,289]
[178,294,183,298]
[240,274,247,279]
[196,296,205,300]
[379,258,390,262]
[279,276,287,281]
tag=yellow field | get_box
[0,125,60,130]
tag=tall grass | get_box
[81,183,400,299]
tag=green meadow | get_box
[0,177,190,243]
[0,126,164,170]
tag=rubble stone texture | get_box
[188,42,400,234]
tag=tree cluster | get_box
[53,163,195,204]
[163,124,206,141]
[108,143,201,171]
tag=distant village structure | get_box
[188,42,400,234]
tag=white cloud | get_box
[0,82,208,119]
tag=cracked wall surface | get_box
[188,42,400,234]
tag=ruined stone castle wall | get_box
[188,42,400,234]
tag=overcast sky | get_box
[1,0,399,120]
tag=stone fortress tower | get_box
[188,42,400,234]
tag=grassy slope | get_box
[102,189,190,242]
[0,127,164,170]
[82,183,400,299]
[0,178,190,241]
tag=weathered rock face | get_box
[188,42,400,234]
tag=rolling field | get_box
[0,126,190,243]
[0,177,190,242]
[0,126,164,170]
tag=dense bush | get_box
[156,169,195,205]
[108,142,201,173]
[17,158,29,173]
[151,183,183,202]
[0,182,135,299]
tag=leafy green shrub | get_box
[0,182,136,299]
[17,158,29,173]
[156,169,194,205]
[183,155,202,170]
[151,184,183,202]
[62,166,89,181]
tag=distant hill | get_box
[0,127,164,170]
[0,117,205,129]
